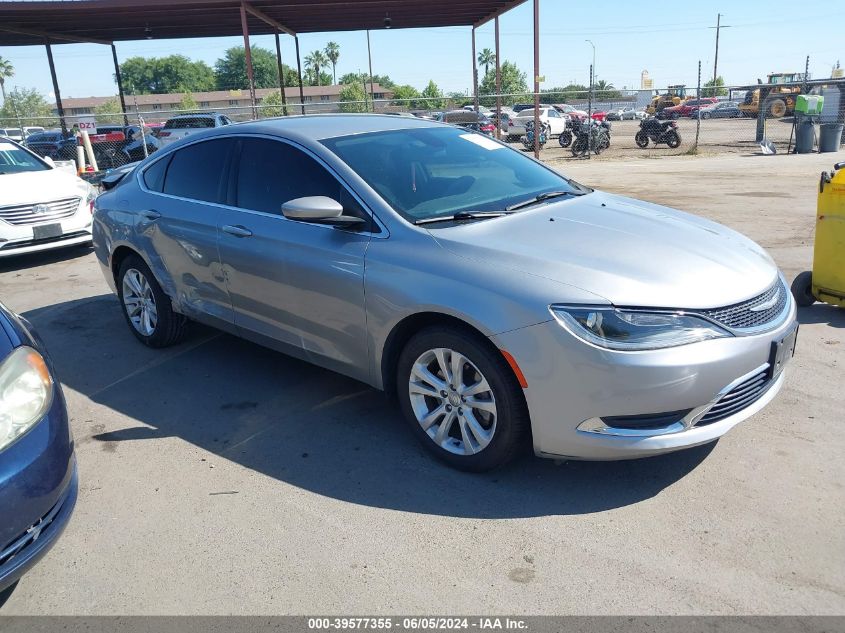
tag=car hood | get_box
[1,168,90,206]
[429,191,778,310]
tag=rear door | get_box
[141,137,235,326]
[217,136,373,381]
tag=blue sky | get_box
[1,0,843,100]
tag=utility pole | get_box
[709,13,731,93]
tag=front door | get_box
[217,136,373,382]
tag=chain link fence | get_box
[2,74,843,176]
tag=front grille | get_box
[700,279,788,330]
[695,368,771,426]
[0,197,81,226]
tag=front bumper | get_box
[0,200,93,258]
[491,300,797,460]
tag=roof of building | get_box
[59,84,393,109]
[0,0,527,46]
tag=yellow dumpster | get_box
[792,161,845,308]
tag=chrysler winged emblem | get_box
[749,287,780,312]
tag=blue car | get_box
[0,301,77,597]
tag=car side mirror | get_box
[281,196,366,228]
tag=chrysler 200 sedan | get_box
[92,115,797,472]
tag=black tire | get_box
[666,130,682,149]
[117,254,188,348]
[791,271,816,307]
[396,326,530,472]
[571,136,588,156]
[558,131,573,147]
[635,131,649,148]
[702,112,711,120]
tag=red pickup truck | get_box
[659,97,718,119]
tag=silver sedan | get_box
[92,115,797,471]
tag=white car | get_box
[0,138,96,258]
[157,112,234,147]
[507,107,569,139]
[0,128,24,143]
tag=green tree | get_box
[479,60,528,105]
[214,46,295,90]
[259,91,286,118]
[477,48,496,78]
[120,55,215,94]
[94,98,124,125]
[339,72,395,89]
[392,84,420,109]
[338,83,368,113]
[324,42,340,84]
[179,90,198,112]
[0,56,14,103]
[0,87,54,127]
[304,50,329,86]
[702,76,728,97]
[420,80,445,110]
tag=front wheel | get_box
[791,271,816,307]
[666,130,682,148]
[396,327,529,471]
[117,255,188,347]
[702,112,711,119]
[558,131,572,147]
[635,131,649,148]
[572,136,588,156]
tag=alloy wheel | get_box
[408,347,497,456]
[122,268,158,337]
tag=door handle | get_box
[222,224,253,238]
[140,209,161,220]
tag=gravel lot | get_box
[0,151,843,615]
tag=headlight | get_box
[0,346,54,452]
[550,306,731,351]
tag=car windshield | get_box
[321,126,581,223]
[0,140,49,174]
[164,117,215,129]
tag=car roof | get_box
[192,114,444,143]
[166,112,220,119]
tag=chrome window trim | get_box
[135,132,388,239]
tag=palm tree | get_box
[0,56,14,103]
[304,51,328,86]
[324,42,340,85]
[477,48,495,78]
[594,79,615,92]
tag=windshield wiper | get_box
[414,211,512,226]
[506,190,585,211]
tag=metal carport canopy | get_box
[0,0,529,45]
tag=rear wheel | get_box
[117,255,187,347]
[558,131,573,147]
[666,130,682,149]
[791,271,816,307]
[396,327,529,472]
[635,131,649,148]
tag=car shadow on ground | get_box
[23,294,714,519]
[0,244,93,273]
[796,304,845,328]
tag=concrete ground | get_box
[0,151,843,615]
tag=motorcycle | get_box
[522,120,547,150]
[635,117,681,148]
[571,119,611,157]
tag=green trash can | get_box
[819,123,844,153]
[795,116,816,153]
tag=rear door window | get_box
[164,117,216,129]
[162,138,233,203]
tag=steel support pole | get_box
[533,0,540,158]
[471,27,479,112]
[45,41,67,136]
[295,35,305,114]
[111,44,129,126]
[274,31,288,115]
[366,30,376,112]
[712,13,721,90]
[240,3,257,118]
[495,17,502,139]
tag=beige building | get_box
[56,84,394,120]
